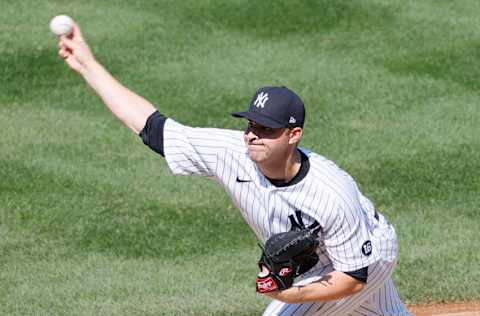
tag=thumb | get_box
[258,265,270,277]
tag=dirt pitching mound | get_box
[409,300,480,316]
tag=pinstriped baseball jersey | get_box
[163,118,398,272]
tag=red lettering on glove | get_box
[256,276,279,293]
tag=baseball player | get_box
[57,23,412,315]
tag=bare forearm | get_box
[58,24,157,135]
[266,271,365,304]
[81,60,156,134]
[294,275,364,302]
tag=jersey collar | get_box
[265,149,310,187]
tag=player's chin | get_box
[247,149,268,163]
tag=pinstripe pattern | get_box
[162,119,410,315]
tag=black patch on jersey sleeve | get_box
[361,240,372,256]
[344,266,368,283]
[139,111,167,157]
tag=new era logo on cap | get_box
[232,86,305,128]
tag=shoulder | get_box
[165,118,244,138]
[164,118,245,152]
[301,148,361,208]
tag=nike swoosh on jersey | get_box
[236,177,252,183]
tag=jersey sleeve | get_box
[163,118,244,177]
[140,111,167,156]
[321,192,381,272]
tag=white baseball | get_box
[49,15,74,36]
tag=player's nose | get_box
[245,129,258,141]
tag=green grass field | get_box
[1,1,479,315]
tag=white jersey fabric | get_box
[163,119,411,315]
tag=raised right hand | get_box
[58,22,96,75]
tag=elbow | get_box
[337,279,366,299]
[351,282,366,294]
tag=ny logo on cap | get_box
[254,92,269,108]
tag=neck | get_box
[258,148,301,182]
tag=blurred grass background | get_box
[1,0,479,315]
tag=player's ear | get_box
[288,127,302,145]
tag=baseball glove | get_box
[256,228,320,293]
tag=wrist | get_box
[266,287,305,304]
[79,58,100,77]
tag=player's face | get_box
[244,121,292,163]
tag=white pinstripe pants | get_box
[262,260,412,316]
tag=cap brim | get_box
[231,111,286,128]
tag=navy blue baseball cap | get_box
[232,86,305,128]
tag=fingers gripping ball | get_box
[50,15,74,36]
[256,229,320,293]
